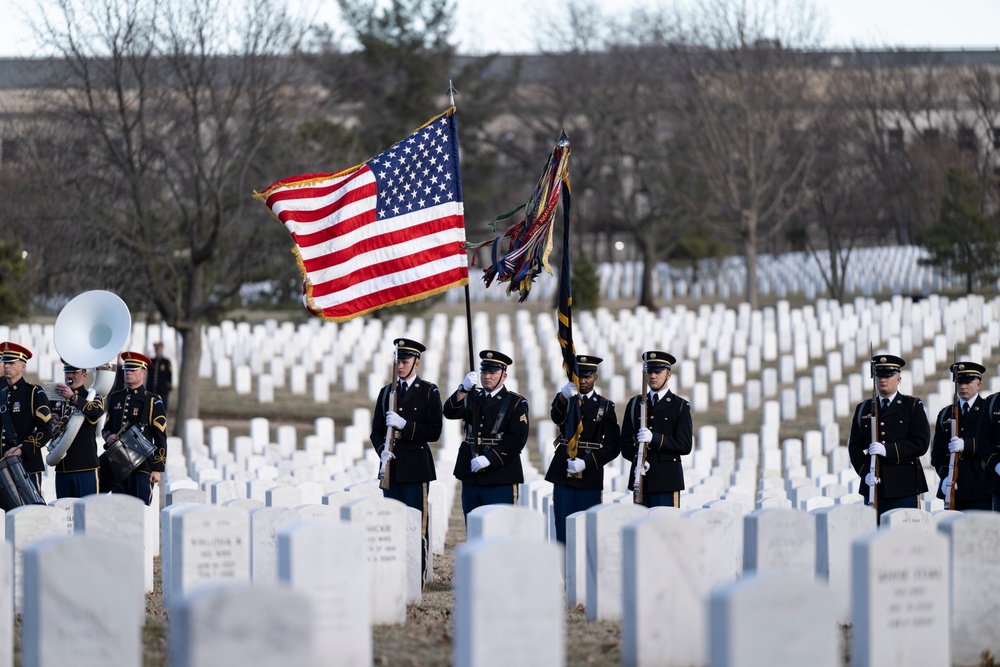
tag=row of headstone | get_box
[457,494,1000,667]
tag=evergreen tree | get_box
[919,168,1000,293]
[0,239,30,324]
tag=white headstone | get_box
[250,507,302,585]
[685,507,743,587]
[73,494,151,595]
[585,503,648,621]
[466,505,545,541]
[454,537,563,667]
[340,497,408,624]
[22,535,143,667]
[814,503,877,622]
[169,505,251,606]
[743,508,815,579]
[851,528,950,667]
[623,514,708,667]
[880,507,932,530]
[937,512,1000,666]
[278,520,371,667]
[7,505,72,612]
[169,583,314,667]
[709,576,839,667]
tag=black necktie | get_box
[963,402,970,416]
[650,393,658,408]
[398,381,407,401]
[881,398,889,412]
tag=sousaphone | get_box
[47,290,132,465]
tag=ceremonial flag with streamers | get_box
[466,137,572,302]
[555,157,582,458]
[255,108,468,322]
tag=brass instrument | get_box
[47,291,131,466]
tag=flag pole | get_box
[449,79,476,370]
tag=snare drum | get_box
[103,425,156,484]
[0,455,45,510]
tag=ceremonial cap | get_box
[0,342,31,363]
[642,351,675,372]
[871,354,905,377]
[121,351,152,370]
[479,350,512,371]
[576,355,602,376]
[951,361,985,383]
[393,338,425,359]
[61,358,83,373]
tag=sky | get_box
[1,0,999,58]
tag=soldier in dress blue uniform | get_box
[370,337,441,584]
[102,351,167,505]
[546,355,620,543]
[620,351,692,508]
[848,354,929,521]
[0,342,52,494]
[146,341,173,412]
[52,359,104,498]
[976,376,1000,512]
[443,350,529,522]
[931,361,991,511]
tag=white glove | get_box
[470,455,491,473]
[868,442,886,457]
[461,371,479,391]
[948,436,965,453]
[567,458,586,474]
[636,428,653,444]
[941,475,955,496]
[380,448,395,464]
[386,411,406,430]
[560,381,579,399]
[633,460,650,486]
[865,472,880,486]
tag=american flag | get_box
[257,108,468,322]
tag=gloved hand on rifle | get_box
[560,381,579,400]
[636,428,653,444]
[461,371,479,392]
[567,458,586,474]
[948,436,965,454]
[865,471,880,486]
[868,442,886,457]
[380,448,395,464]
[633,460,650,486]
[386,411,406,431]
[470,455,490,473]
[940,474,955,497]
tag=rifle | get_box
[378,346,399,490]
[868,345,880,517]
[947,356,960,510]
[633,370,650,505]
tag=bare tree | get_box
[31,0,306,432]
[836,49,972,245]
[494,3,700,308]
[666,0,828,308]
